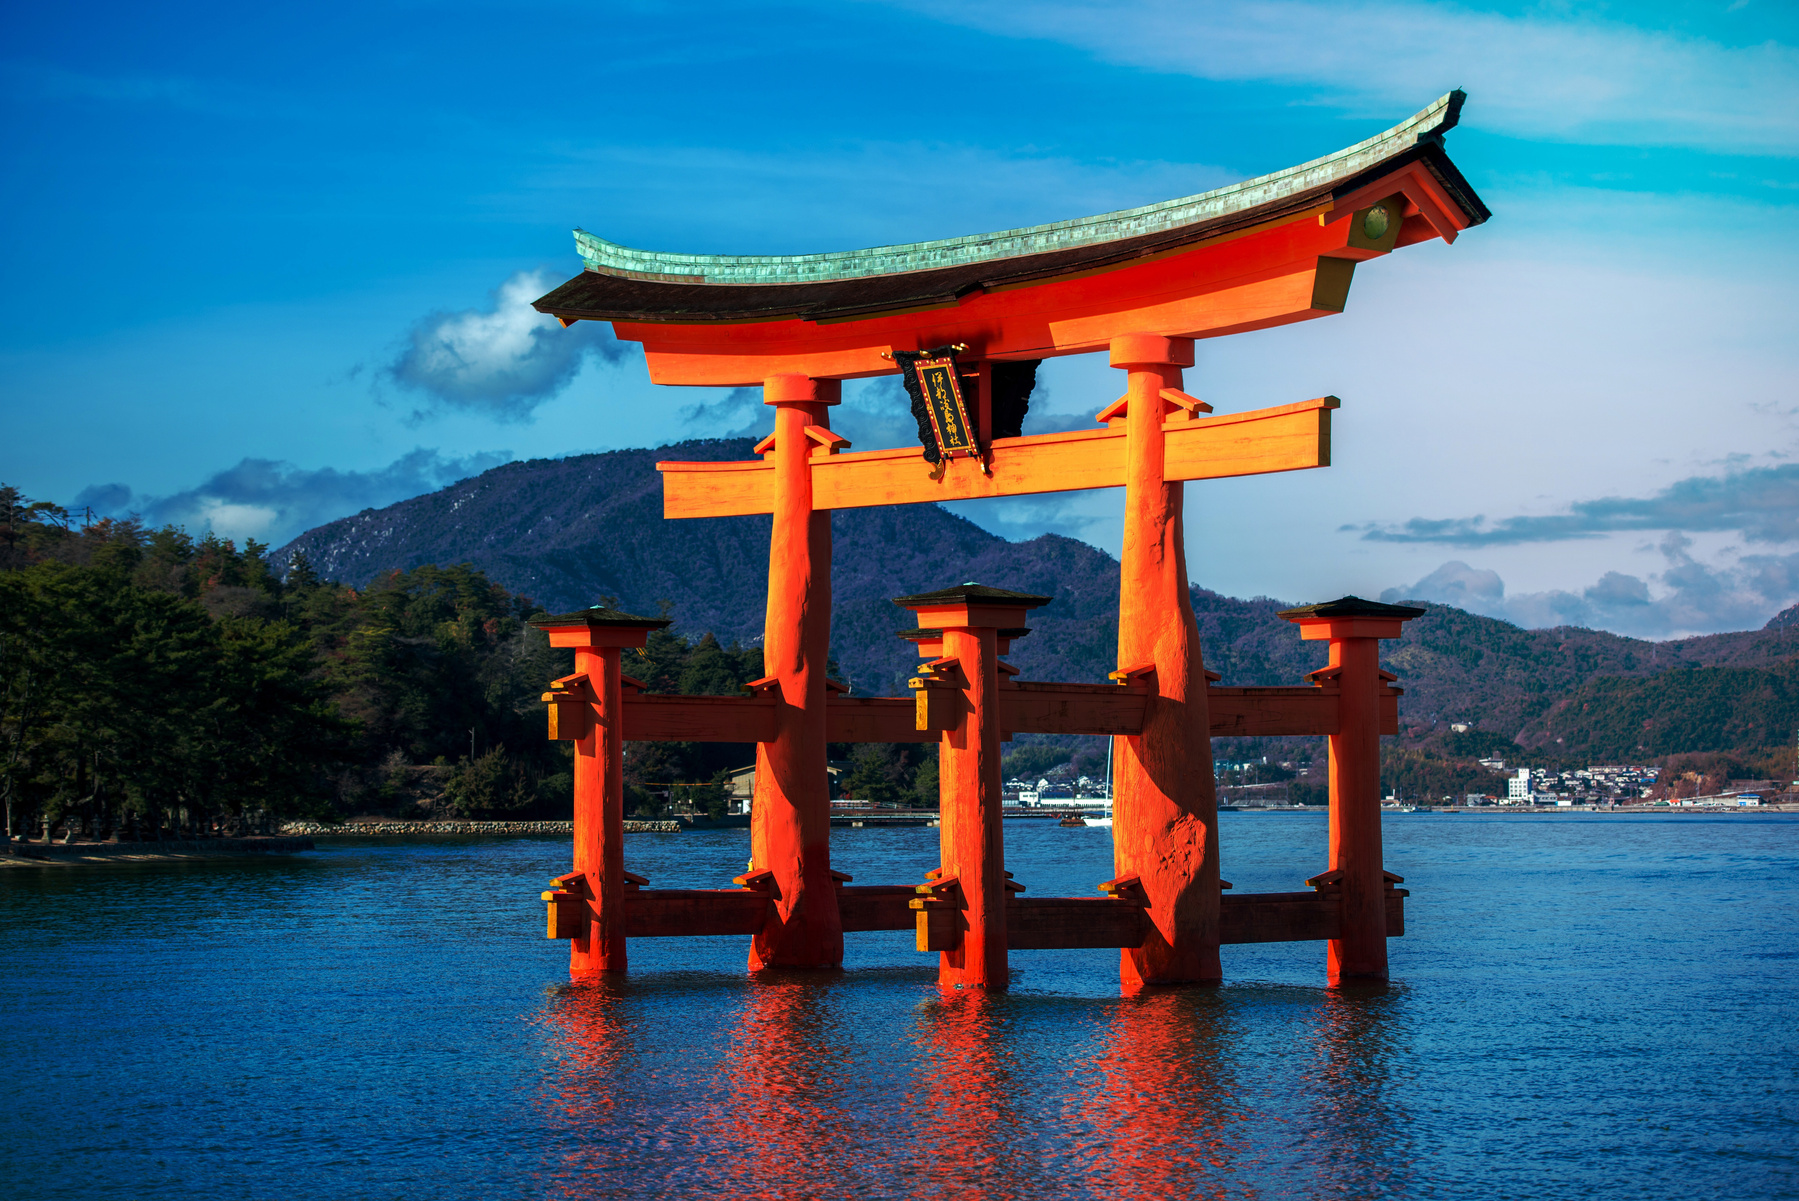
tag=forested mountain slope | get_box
[279,443,1799,747]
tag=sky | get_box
[3,0,1797,639]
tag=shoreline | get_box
[2,836,316,868]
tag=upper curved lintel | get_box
[574,92,1468,287]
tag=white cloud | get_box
[78,448,511,550]
[887,0,1799,156]
[386,270,627,420]
[1384,533,1799,637]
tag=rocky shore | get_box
[2,836,317,867]
[276,819,683,835]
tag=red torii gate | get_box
[532,93,1487,990]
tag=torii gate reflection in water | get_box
[534,93,1488,990]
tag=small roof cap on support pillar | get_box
[530,605,672,649]
[1278,595,1425,641]
[893,583,1052,631]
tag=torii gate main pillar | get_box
[748,373,844,970]
[1109,334,1222,988]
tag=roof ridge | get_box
[572,92,1464,286]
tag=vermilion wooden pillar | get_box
[1107,333,1222,989]
[898,584,1050,991]
[1280,597,1423,983]
[532,607,669,977]
[748,374,845,970]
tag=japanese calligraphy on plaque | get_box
[895,345,979,471]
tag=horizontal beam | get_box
[607,681,1397,744]
[659,398,1335,519]
[570,887,1406,945]
[623,888,769,937]
[621,693,777,743]
[1218,890,1406,942]
[837,885,918,932]
[1004,682,1147,737]
[826,697,920,743]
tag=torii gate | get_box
[532,93,1487,990]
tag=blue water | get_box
[3,814,1795,1199]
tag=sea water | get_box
[2,813,1794,1199]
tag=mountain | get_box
[278,442,1799,751]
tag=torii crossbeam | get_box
[531,93,1486,990]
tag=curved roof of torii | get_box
[534,92,1488,328]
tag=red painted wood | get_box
[607,193,1404,386]
[621,693,778,742]
[939,625,1007,989]
[748,377,844,970]
[1110,335,1221,990]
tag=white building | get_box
[1507,768,1532,804]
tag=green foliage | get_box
[1437,729,1523,760]
[0,485,569,837]
[1001,743,1073,780]
[618,626,764,816]
[1529,658,1799,761]
[840,743,927,807]
[1380,749,1506,803]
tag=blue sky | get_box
[4,0,1797,638]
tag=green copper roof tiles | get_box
[573,93,1468,286]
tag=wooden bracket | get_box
[1306,666,1343,687]
[825,677,851,695]
[622,869,650,887]
[829,869,854,883]
[1159,388,1213,419]
[909,678,960,732]
[619,673,648,694]
[915,874,961,901]
[548,870,588,893]
[1094,389,1212,426]
[1098,873,1147,904]
[1109,663,1158,693]
[1220,879,1234,890]
[1305,869,1344,892]
[541,887,588,940]
[741,676,782,699]
[804,426,851,456]
[733,868,778,895]
[1383,870,1405,886]
[1204,669,1222,682]
[543,672,597,741]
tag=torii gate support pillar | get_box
[899,585,1051,991]
[1281,598,1423,984]
[1108,333,1222,989]
[533,608,670,978]
[748,373,845,970]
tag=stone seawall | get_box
[277,820,683,835]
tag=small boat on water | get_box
[1059,804,1113,828]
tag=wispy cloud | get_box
[76,448,510,549]
[385,270,628,421]
[1384,533,1799,637]
[890,0,1799,156]
[1354,463,1799,547]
